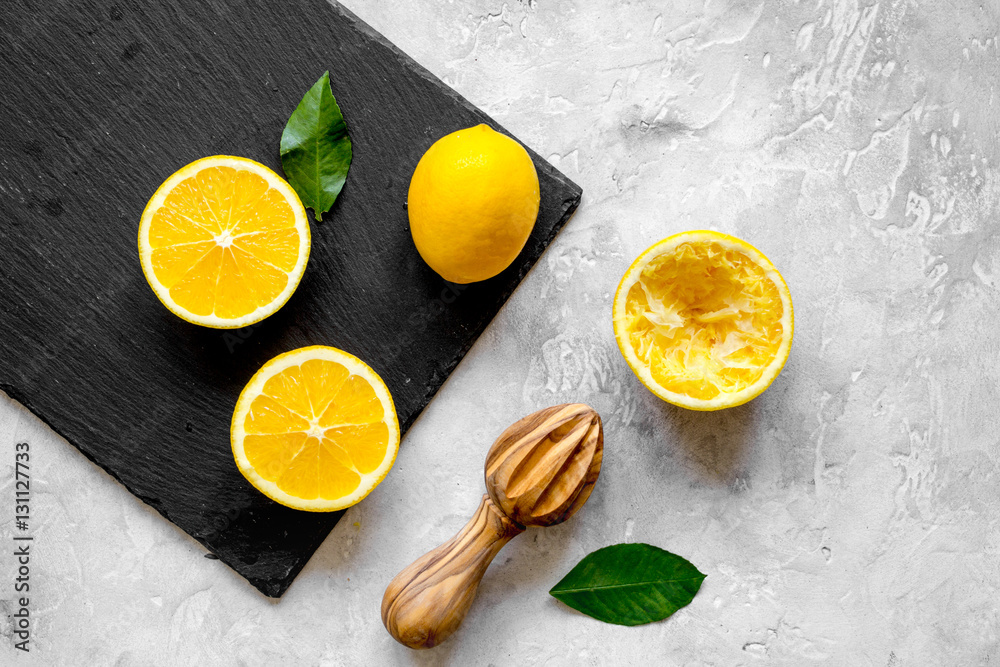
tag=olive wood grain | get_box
[486,404,603,527]
[382,404,603,649]
[380,495,523,649]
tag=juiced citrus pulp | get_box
[613,231,793,411]
[138,155,310,328]
[231,346,400,511]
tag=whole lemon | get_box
[408,124,540,284]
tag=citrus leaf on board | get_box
[549,543,706,626]
[280,71,353,221]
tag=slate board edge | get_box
[330,0,585,430]
[0,0,582,598]
[407,196,580,431]
[331,0,584,204]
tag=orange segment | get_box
[325,423,390,475]
[148,207,215,248]
[195,166,238,230]
[319,374,384,426]
[168,245,224,317]
[213,249,258,320]
[243,433,307,482]
[301,359,350,418]
[243,394,310,435]
[320,438,357,471]
[138,156,310,328]
[231,188,298,236]
[234,229,302,271]
[231,346,400,512]
[278,438,322,499]
[317,442,362,500]
[613,231,793,411]
[261,364,312,419]
[158,177,222,236]
[150,241,214,289]
[229,168,271,225]
[229,246,289,311]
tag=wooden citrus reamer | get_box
[381,403,603,649]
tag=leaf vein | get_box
[552,576,704,594]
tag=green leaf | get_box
[280,71,353,221]
[549,543,706,626]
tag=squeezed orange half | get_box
[613,231,793,410]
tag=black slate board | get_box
[0,0,580,597]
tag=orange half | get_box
[138,156,310,328]
[231,346,400,511]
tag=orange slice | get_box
[613,230,793,411]
[138,156,310,328]
[231,346,400,511]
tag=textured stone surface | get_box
[3,0,999,663]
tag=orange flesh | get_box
[241,359,389,501]
[623,241,785,401]
[147,166,301,318]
